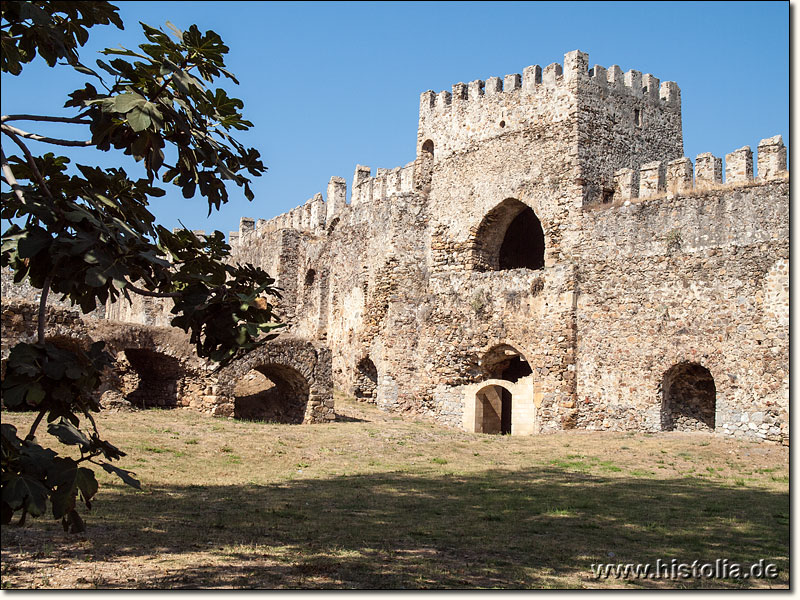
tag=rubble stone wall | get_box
[2,50,788,442]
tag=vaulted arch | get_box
[471,198,545,271]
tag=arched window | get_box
[416,139,435,193]
[661,362,716,431]
[305,268,316,287]
[482,344,532,382]
[472,198,545,271]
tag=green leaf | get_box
[17,228,52,258]
[113,91,146,113]
[1,384,29,408]
[2,475,48,517]
[76,468,98,505]
[26,383,46,407]
[126,107,151,132]
[47,420,91,451]
[101,463,141,489]
[51,484,76,520]
[85,266,108,287]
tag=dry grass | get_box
[1,394,789,589]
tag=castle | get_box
[2,50,789,443]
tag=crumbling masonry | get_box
[2,50,788,442]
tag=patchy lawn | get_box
[1,394,789,589]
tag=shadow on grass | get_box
[334,413,369,423]
[3,467,789,589]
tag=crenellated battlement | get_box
[611,135,788,203]
[350,162,415,206]
[416,50,682,165]
[230,162,417,247]
[419,50,680,119]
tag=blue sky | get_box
[1,1,789,238]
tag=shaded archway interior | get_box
[482,344,532,383]
[475,385,512,435]
[661,362,716,431]
[233,363,310,423]
[417,139,434,192]
[123,348,183,408]
[354,356,378,402]
[472,198,545,272]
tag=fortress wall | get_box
[575,179,788,442]
[406,264,579,430]
[577,59,684,205]
[228,181,431,402]
[420,69,580,273]
[233,161,417,247]
[611,135,788,203]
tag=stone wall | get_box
[4,50,786,443]
[1,294,333,422]
[216,50,787,443]
[575,175,788,442]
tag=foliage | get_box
[1,1,283,531]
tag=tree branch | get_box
[1,123,93,147]
[1,114,93,125]
[126,281,181,298]
[1,126,55,200]
[0,148,26,202]
[38,274,51,343]
[26,407,47,442]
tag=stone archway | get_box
[123,348,184,408]
[463,343,537,435]
[353,356,378,403]
[216,337,334,423]
[91,323,203,410]
[233,363,310,423]
[482,343,533,382]
[471,198,545,272]
[661,362,716,431]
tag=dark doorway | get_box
[661,362,716,431]
[354,357,378,402]
[500,388,512,435]
[499,207,545,270]
[234,364,310,423]
[124,349,183,408]
[472,199,545,272]
[475,384,513,435]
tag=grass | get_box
[0,395,789,590]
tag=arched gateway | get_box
[216,337,334,423]
[463,344,536,435]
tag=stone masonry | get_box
[2,50,788,442]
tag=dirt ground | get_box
[1,396,789,589]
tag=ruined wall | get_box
[575,142,788,442]
[229,169,431,417]
[222,50,787,442]
[4,50,786,442]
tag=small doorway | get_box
[661,362,716,431]
[476,384,513,435]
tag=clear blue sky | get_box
[1,1,789,238]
